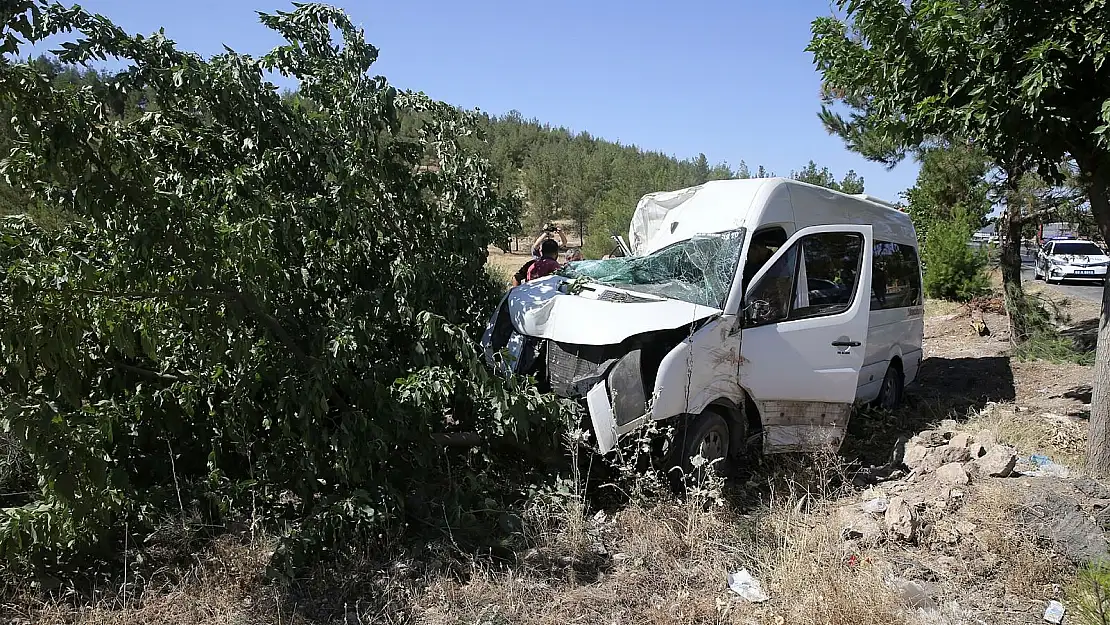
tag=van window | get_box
[746,231,865,325]
[746,244,798,323]
[1052,241,1104,256]
[871,241,922,309]
[741,226,788,293]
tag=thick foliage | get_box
[0,1,573,581]
[921,213,990,301]
[790,160,865,195]
[902,143,993,243]
[809,0,1110,177]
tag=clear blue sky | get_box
[30,0,921,202]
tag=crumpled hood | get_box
[494,275,722,347]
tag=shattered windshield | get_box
[562,229,746,309]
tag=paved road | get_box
[1022,260,1105,303]
[1013,245,1102,303]
[967,241,1104,303]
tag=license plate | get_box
[1076,270,1094,274]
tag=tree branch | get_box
[231,289,355,415]
[67,288,233,300]
[113,363,181,382]
[1013,194,1087,226]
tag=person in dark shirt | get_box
[526,238,562,281]
[872,261,888,307]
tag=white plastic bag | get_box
[727,569,769,602]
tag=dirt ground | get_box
[8,292,1107,625]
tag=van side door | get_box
[738,224,874,453]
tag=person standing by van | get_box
[526,238,562,281]
[530,225,567,258]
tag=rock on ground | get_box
[936,463,970,486]
[886,496,918,542]
[1018,489,1109,565]
[971,445,1018,478]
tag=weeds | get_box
[1009,290,1095,364]
[1070,562,1110,625]
[1015,333,1096,365]
[965,405,1087,469]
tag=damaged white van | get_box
[481,178,923,469]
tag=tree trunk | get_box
[1000,205,1030,343]
[1085,171,1110,474]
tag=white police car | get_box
[1034,239,1109,284]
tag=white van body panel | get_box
[639,315,744,429]
[630,179,794,257]
[480,177,923,456]
[739,224,875,452]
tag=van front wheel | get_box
[876,365,904,411]
[672,411,730,479]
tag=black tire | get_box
[671,411,730,480]
[876,364,905,411]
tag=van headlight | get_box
[606,349,648,427]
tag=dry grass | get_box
[924,298,964,319]
[486,249,525,283]
[755,495,914,625]
[961,404,1087,470]
[958,482,1070,601]
[15,537,279,625]
[415,496,917,625]
[414,449,920,625]
[8,534,425,625]
[416,502,749,625]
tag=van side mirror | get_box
[743,299,772,325]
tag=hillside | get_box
[474,112,866,257]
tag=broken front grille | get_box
[546,341,609,397]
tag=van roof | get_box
[629,178,911,255]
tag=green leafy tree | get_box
[808,0,1110,470]
[902,143,993,244]
[837,169,865,195]
[921,211,991,301]
[0,1,570,579]
[790,160,866,194]
[521,141,568,232]
[735,160,752,179]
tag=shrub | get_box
[921,214,990,301]
[1069,562,1110,625]
[0,2,573,583]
